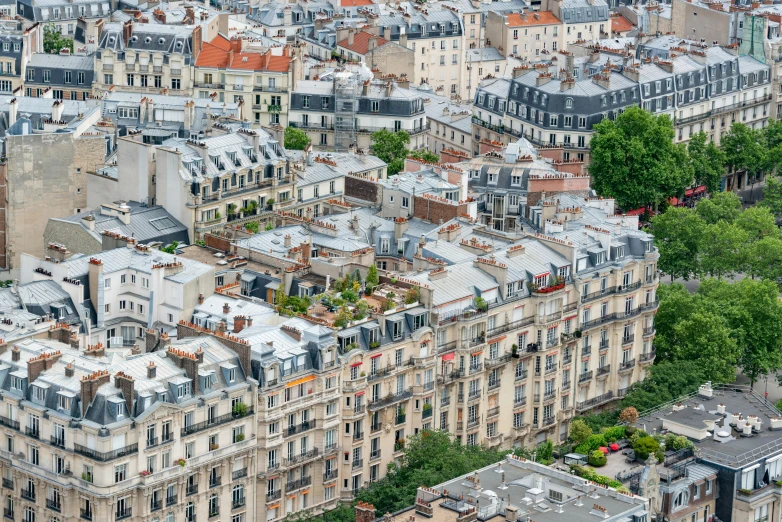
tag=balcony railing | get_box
[640,350,656,362]
[0,416,19,431]
[209,476,222,488]
[352,459,363,469]
[232,469,248,480]
[622,335,635,345]
[597,365,611,376]
[21,490,34,501]
[579,371,593,383]
[485,316,534,338]
[115,509,132,521]
[232,497,245,509]
[286,419,316,436]
[181,408,254,436]
[46,499,61,512]
[576,391,615,412]
[323,470,339,481]
[186,484,198,496]
[166,496,177,507]
[80,509,92,521]
[370,449,381,461]
[74,443,138,462]
[396,414,406,425]
[620,359,636,371]
[4,509,13,521]
[150,500,162,512]
[2,479,12,490]
[26,427,39,439]
[369,388,412,411]
[267,490,281,502]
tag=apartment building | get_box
[542,0,609,47]
[438,0,529,50]
[472,41,771,169]
[288,69,429,151]
[20,240,216,345]
[16,0,114,35]
[24,53,94,100]
[630,382,782,522]
[395,192,659,448]
[419,88,473,160]
[247,3,312,40]
[335,29,415,82]
[0,20,41,96]
[93,21,200,95]
[194,35,302,128]
[485,11,562,62]
[375,10,467,99]
[0,335,257,522]
[154,127,290,240]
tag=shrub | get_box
[619,406,639,424]
[632,436,662,461]
[601,426,628,443]
[588,450,607,467]
[570,419,593,444]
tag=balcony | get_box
[21,490,35,502]
[485,316,534,338]
[642,326,656,337]
[368,365,396,383]
[543,390,556,402]
[3,510,11,521]
[150,500,162,512]
[472,116,505,134]
[616,281,642,295]
[514,396,527,407]
[619,359,636,372]
[283,448,320,466]
[468,390,481,402]
[515,370,528,381]
[370,422,382,433]
[485,354,512,369]
[621,335,635,346]
[115,509,132,521]
[286,476,312,492]
[166,496,177,507]
[75,442,139,462]
[422,408,433,419]
[46,499,61,512]
[181,408,254,437]
[286,419,316,436]
[467,417,480,428]
[233,497,246,509]
[186,484,198,497]
[469,364,483,375]
[81,509,92,521]
[26,427,39,439]
[370,449,381,462]
[597,365,611,377]
[599,340,609,350]
[487,407,500,418]
[352,459,363,470]
[488,379,501,390]
[440,396,451,407]
[0,416,19,431]
[369,388,412,411]
[2,479,12,490]
[209,476,222,488]
[544,311,562,323]
[353,431,364,442]
[396,414,406,425]
[581,287,615,304]
[640,350,656,363]
[267,490,281,502]
[576,391,615,412]
[323,470,339,482]
[579,371,593,383]
[542,416,556,427]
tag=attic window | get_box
[130,36,138,42]
[159,38,165,44]
[177,383,191,398]
[32,386,46,401]
[108,36,116,44]
[145,37,152,43]
[57,394,70,411]
[115,402,125,419]
[11,376,23,391]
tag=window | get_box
[114,464,127,483]
[754,504,768,522]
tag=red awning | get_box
[350,361,362,367]
[441,352,455,361]
[370,353,382,359]
[355,391,365,397]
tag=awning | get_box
[471,350,483,356]
[286,375,315,387]
[350,361,363,367]
[355,391,365,397]
[370,353,382,359]
[268,504,280,510]
[441,352,455,361]
[487,335,506,344]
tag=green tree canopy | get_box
[650,207,705,280]
[695,191,742,225]
[688,131,727,194]
[761,176,782,218]
[721,122,766,178]
[284,126,311,150]
[371,129,411,176]
[408,149,440,163]
[43,26,74,54]
[589,106,693,210]
[698,222,749,279]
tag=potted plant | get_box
[266,198,275,210]
[235,433,245,442]
[140,470,152,476]
[369,341,380,349]
[232,402,249,418]
[177,459,186,467]
[422,403,432,413]
[209,443,220,451]
[574,330,582,338]
[82,471,93,483]
[512,344,519,358]
[360,371,366,377]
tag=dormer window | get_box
[57,394,70,411]
[368,328,380,345]
[32,386,46,401]
[411,313,426,331]
[177,383,191,398]
[116,402,125,419]
[12,376,23,391]
[477,93,484,104]
[228,368,236,382]
[390,320,403,341]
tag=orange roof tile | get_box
[196,35,292,72]
[337,31,390,55]
[611,15,634,33]
[340,0,374,6]
[505,11,560,26]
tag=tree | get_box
[761,176,782,219]
[618,407,639,424]
[43,26,74,55]
[688,131,726,194]
[371,129,411,176]
[284,126,311,150]
[408,149,440,163]
[695,192,742,225]
[698,222,748,279]
[735,206,779,241]
[365,264,379,289]
[650,207,705,280]
[589,106,693,210]
[569,419,592,444]
[653,283,699,361]
[671,310,740,383]
[748,236,782,283]
[721,122,766,181]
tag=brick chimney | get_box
[234,315,247,333]
[166,346,202,394]
[65,362,74,377]
[148,361,156,379]
[27,350,64,383]
[223,302,231,315]
[80,370,111,416]
[48,323,72,344]
[355,502,376,522]
[122,20,133,46]
[84,342,106,357]
[114,372,135,414]
[11,346,19,362]
[301,241,312,265]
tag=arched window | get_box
[672,489,689,511]
[565,98,574,109]
[24,507,35,522]
[166,512,174,522]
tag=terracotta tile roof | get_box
[337,31,390,55]
[505,11,560,26]
[195,36,292,72]
[340,0,374,6]
[611,14,634,33]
